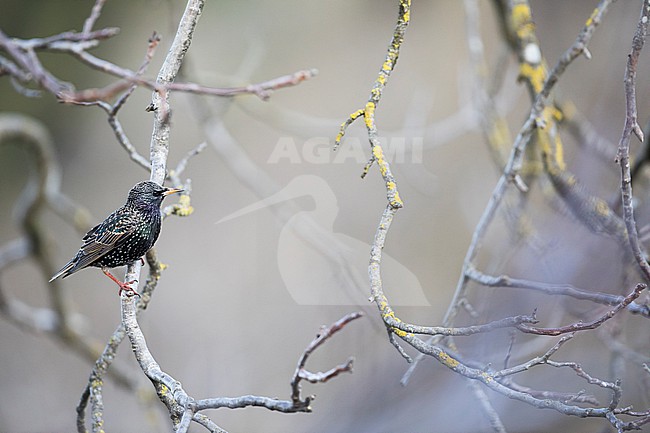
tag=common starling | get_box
[49,181,183,296]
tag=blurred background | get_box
[1,1,649,432]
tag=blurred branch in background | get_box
[0,112,136,391]
[0,19,317,105]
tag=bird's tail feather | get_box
[49,261,75,282]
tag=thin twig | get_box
[290,312,362,407]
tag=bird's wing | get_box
[70,210,137,271]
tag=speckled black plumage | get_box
[50,181,182,286]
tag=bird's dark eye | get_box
[153,189,165,196]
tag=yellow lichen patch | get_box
[335,109,365,145]
[537,132,553,158]
[172,195,194,217]
[438,351,459,369]
[402,0,411,23]
[520,159,544,177]
[386,181,397,191]
[481,371,493,383]
[383,309,399,322]
[537,111,566,174]
[372,145,387,176]
[378,161,388,177]
[364,102,376,129]
[550,108,563,123]
[519,63,546,94]
[391,191,403,208]
[512,4,535,39]
[511,3,535,39]
[595,198,611,216]
[512,3,532,25]
[516,23,536,41]
[372,145,384,160]
[552,134,566,171]
[382,309,410,337]
[585,7,599,27]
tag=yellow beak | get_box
[162,187,184,196]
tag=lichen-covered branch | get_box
[334,0,410,209]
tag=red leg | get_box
[102,268,141,297]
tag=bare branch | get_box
[82,0,108,34]
[466,265,650,317]
[290,312,362,407]
[516,284,646,336]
